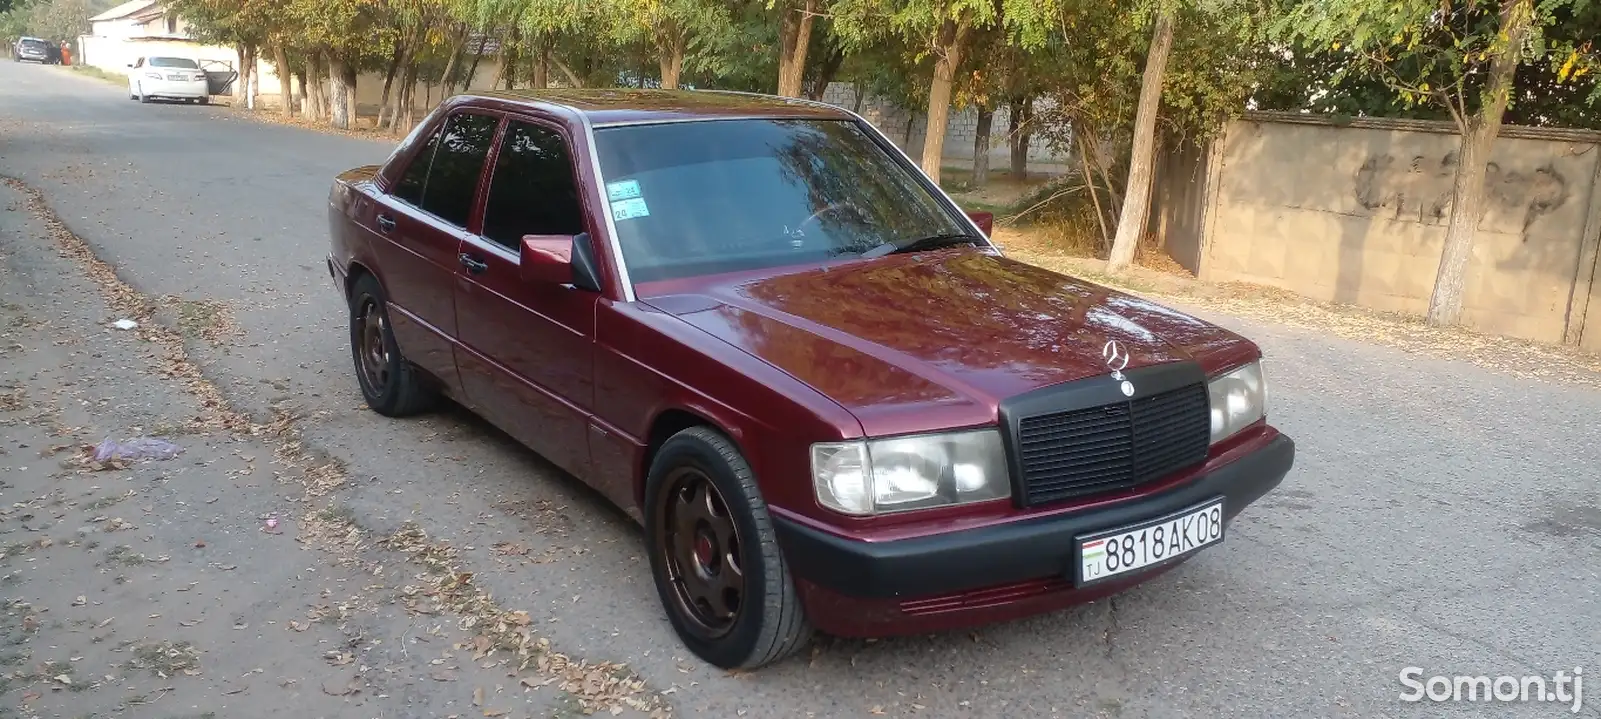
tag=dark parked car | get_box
[325,89,1296,669]
[12,37,58,64]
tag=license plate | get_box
[166,74,185,81]
[1075,499,1225,586]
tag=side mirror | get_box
[520,235,575,285]
[966,210,994,236]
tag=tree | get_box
[611,0,734,89]
[833,0,1010,184]
[1279,0,1597,326]
[773,0,818,96]
[1104,7,1173,273]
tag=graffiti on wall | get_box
[1354,152,1569,233]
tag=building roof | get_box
[466,88,851,127]
[88,0,160,23]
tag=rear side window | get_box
[481,120,585,250]
[393,127,441,206]
[418,112,499,228]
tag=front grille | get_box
[1015,382,1210,505]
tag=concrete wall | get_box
[78,35,284,94]
[1155,111,1601,348]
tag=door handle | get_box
[459,253,488,275]
[375,214,396,233]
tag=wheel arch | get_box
[639,407,746,509]
[344,260,375,300]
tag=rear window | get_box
[20,39,49,48]
[148,57,199,69]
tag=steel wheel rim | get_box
[656,467,744,639]
[358,298,391,392]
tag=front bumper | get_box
[775,433,1295,635]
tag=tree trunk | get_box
[776,0,816,97]
[1426,0,1533,326]
[397,61,420,134]
[552,54,584,88]
[1105,9,1175,273]
[972,106,993,185]
[293,67,311,120]
[805,45,844,101]
[658,31,686,89]
[235,43,258,108]
[387,51,418,132]
[496,28,520,89]
[530,38,549,89]
[327,51,351,130]
[1008,94,1032,178]
[376,41,406,130]
[342,63,358,129]
[272,42,293,117]
[305,54,327,122]
[918,17,973,184]
[439,24,468,94]
[1078,132,1111,249]
[461,31,489,92]
[852,83,865,114]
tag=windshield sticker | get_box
[611,197,650,221]
[606,180,641,202]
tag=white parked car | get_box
[127,56,209,104]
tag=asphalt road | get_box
[2,61,1599,718]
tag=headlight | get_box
[1207,360,1266,444]
[811,429,1010,516]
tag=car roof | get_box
[461,88,854,127]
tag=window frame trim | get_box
[474,113,594,257]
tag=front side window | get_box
[416,112,499,228]
[591,118,968,284]
[481,120,585,250]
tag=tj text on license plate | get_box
[1075,499,1225,586]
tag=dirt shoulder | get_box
[0,182,671,718]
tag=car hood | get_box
[641,249,1256,435]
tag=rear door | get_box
[364,109,501,395]
[452,116,598,479]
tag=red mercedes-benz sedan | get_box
[325,88,1295,670]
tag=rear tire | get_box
[644,426,812,670]
[348,272,436,417]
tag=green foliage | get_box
[1271,0,1600,126]
[1,0,117,43]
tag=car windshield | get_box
[591,118,972,284]
[148,57,199,69]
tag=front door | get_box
[453,117,598,479]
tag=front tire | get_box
[348,273,436,417]
[645,427,812,670]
